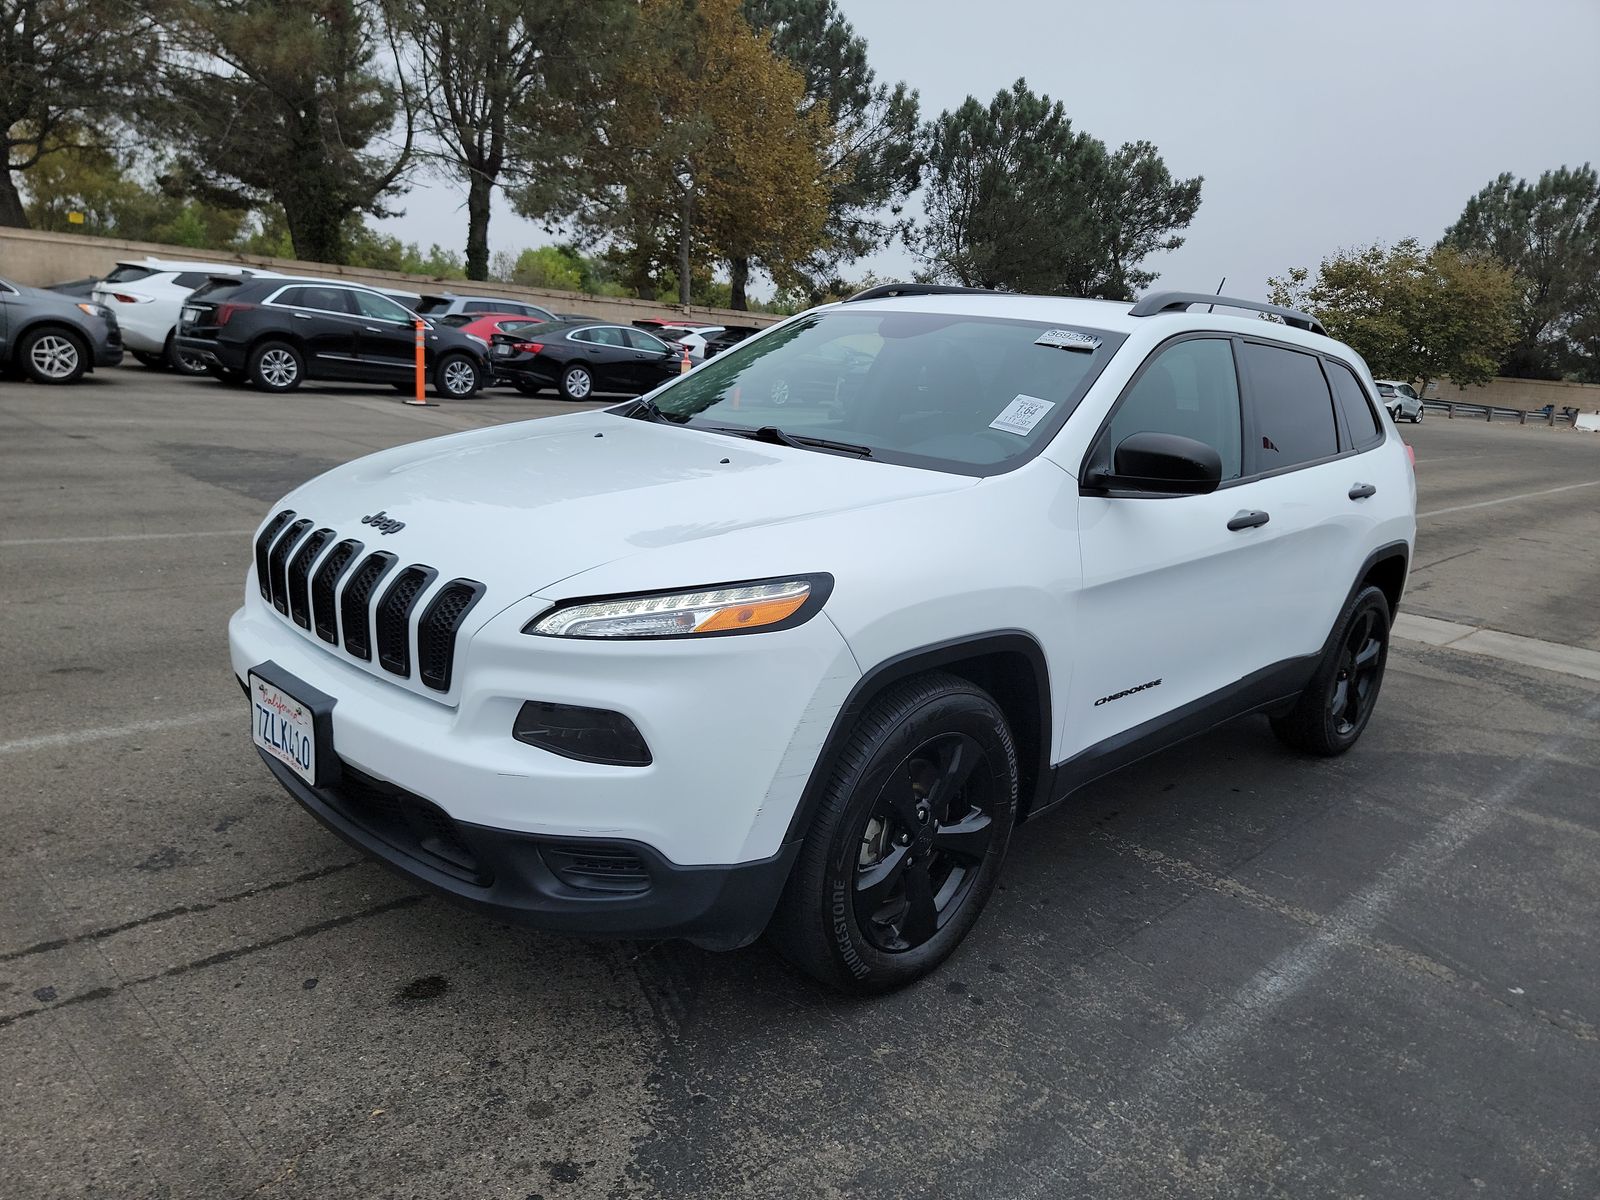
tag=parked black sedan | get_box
[176,276,489,398]
[488,320,680,399]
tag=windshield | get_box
[634,308,1122,474]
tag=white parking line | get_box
[0,529,254,548]
[0,713,232,756]
[1418,478,1600,518]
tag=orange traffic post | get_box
[680,343,692,374]
[404,319,438,406]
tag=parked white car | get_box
[91,258,278,373]
[1374,380,1424,423]
[231,286,1416,992]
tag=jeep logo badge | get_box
[360,511,406,535]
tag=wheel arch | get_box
[784,631,1055,846]
[1357,540,1410,620]
[11,318,88,363]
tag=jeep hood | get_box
[278,410,973,598]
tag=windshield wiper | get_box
[715,425,873,458]
[630,396,670,422]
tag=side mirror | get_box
[1086,432,1223,495]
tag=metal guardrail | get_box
[1421,399,1579,426]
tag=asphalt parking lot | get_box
[4,367,1598,1199]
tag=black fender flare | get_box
[782,629,1054,846]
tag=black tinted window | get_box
[464,301,498,313]
[1327,361,1382,448]
[105,265,156,283]
[174,272,211,288]
[416,298,451,314]
[1240,342,1339,469]
[188,278,243,301]
[1103,338,1242,480]
[278,286,353,313]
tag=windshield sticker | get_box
[989,395,1055,436]
[1035,328,1101,352]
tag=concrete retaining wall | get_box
[1429,375,1600,413]
[0,226,783,330]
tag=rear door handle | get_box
[1227,510,1270,531]
[1348,483,1377,500]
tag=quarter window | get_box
[1102,338,1243,480]
[1326,361,1383,449]
[1239,342,1339,469]
[174,272,211,289]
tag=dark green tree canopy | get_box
[0,0,158,227]
[1442,164,1600,380]
[149,0,414,264]
[911,80,1200,300]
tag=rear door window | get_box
[1326,361,1383,449]
[1239,342,1340,471]
[352,290,415,323]
[624,329,670,353]
[277,286,355,314]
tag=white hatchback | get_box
[93,258,277,372]
[230,285,1416,992]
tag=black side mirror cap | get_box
[1086,432,1224,495]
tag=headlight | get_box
[77,302,111,319]
[527,576,829,639]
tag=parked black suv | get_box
[176,277,488,398]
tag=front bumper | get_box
[258,747,800,948]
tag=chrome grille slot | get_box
[375,565,438,676]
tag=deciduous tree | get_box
[386,0,627,281]
[1442,164,1600,380]
[1269,239,1519,395]
[740,0,920,306]
[0,0,157,227]
[149,0,414,264]
[524,0,831,307]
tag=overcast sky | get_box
[372,0,1600,302]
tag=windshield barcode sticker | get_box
[990,395,1055,436]
[1035,329,1101,352]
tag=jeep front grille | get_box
[252,513,485,695]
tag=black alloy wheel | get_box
[770,672,1017,993]
[1271,585,1391,755]
[1329,606,1384,737]
[853,732,995,952]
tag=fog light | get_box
[513,701,652,766]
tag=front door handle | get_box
[1348,483,1377,500]
[1227,509,1270,531]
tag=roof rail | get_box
[843,282,998,303]
[1129,291,1327,336]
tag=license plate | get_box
[249,672,317,784]
[493,343,512,356]
[182,305,201,322]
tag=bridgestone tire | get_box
[769,671,1017,994]
[1270,585,1391,756]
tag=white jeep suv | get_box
[230,286,1416,992]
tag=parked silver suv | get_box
[1374,380,1424,423]
[0,275,124,384]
